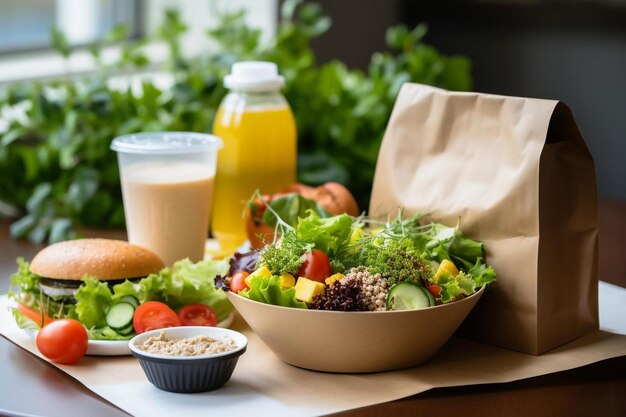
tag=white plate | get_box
[24,311,236,356]
[86,338,131,356]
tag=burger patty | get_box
[39,277,143,302]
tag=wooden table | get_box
[1,201,625,417]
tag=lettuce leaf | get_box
[436,268,494,303]
[75,277,113,328]
[239,275,307,309]
[437,272,466,303]
[72,259,234,331]
[423,223,484,269]
[262,193,329,227]
[111,258,233,322]
[295,211,354,256]
[9,257,40,306]
[468,261,497,287]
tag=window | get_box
[0,0,142,54]
[0,0,277,84]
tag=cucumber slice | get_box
[105,302,135,330]
[116,295,139,308]
[386,282,433,311]
[422,286,436,306]
[116,322,135,336]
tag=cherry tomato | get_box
[18,303,54,327]
[36,319,88,364]
[133,301,181,334]
[229,271,249,293]
[427,284,441,299]
[178,304,218,327]
[297,250,332,283]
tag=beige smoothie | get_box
[121,161,214,266]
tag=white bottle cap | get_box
[224,61,285,91]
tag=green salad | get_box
[220,209,496,311]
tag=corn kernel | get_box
[325,273,344,287]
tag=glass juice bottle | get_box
[211,61,297,253]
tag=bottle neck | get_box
[228,88,282,96]
[223,89,289,109]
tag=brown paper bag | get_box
[370,83,598,355]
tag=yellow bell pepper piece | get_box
[245,266,272,287]
[294,277,325,304]
[278,273,296,289]
[434,259,459,282]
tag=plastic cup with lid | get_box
[110,132,223,266]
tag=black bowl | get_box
[129,326,247,393]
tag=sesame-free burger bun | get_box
[30,239,165,280]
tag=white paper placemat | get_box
[1,282,625,417]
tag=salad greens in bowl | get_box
[220,209,496,312]
[219,203,496,372]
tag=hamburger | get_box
[11,238,234,338]
[11,239,164,325]
[29,238,164,305]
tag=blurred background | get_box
[0,0,624,256]
[311,0,626,202]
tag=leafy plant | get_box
[0,0,471,243]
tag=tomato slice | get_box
[18,303,54,327]
[297,249,332,283]
[36,319,88,364]
[229,271,249,293]
[178,304,218,327]
[427,284,441,299]
[133,301,181,334]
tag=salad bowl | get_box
[227,285,485,373]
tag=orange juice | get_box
[212,101,296,253]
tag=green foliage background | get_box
[0,0,471,243]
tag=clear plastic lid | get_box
[110,132,223,155]
[224,61,285,91]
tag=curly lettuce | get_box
[109,258,232,322]
[239,274,307,309]
[9,258,42,309]
[295,211,354,256]
[75,278,113,328]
